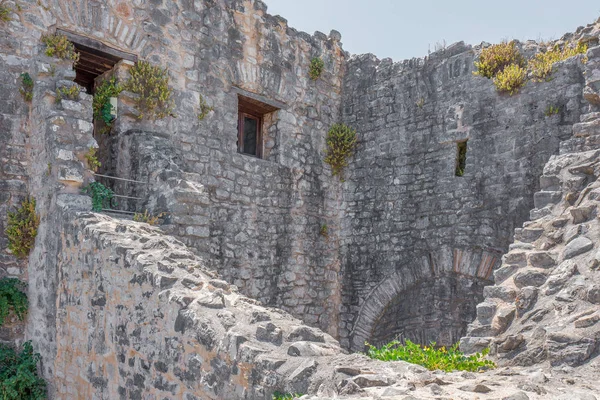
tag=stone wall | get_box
[340,42,588,349]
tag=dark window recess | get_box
[237,95,278,159]
[455,141,467,177]
[57,29,137,94]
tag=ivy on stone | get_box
[93,77,122,134]
[84,182,115,212]
[0,278,27,326]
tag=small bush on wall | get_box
[19,73,33,102]
[5,197,39,258]
[309,57,325,80]
[84,147,101,172]
[41,33,79,63]
[55,85,80,103]
[493,63,527,95]
[0,278,27,326]
[324,123,357,180]
[123,61,175,120]
[529,42,588,81]
[474,41,524,79]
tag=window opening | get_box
[455,140,467,177]
[237,94,279,159]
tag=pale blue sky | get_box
[264,0,600,60]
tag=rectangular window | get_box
[236,94,280,159]
[238,112,262,157]
[455,141,467,177]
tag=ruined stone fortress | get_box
[1,0,600,398]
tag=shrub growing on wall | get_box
[0,278,27,326]
[123,61,175,120]
[309,57,325,80]
[324,123,357,179]
[474,41,524,79]
[0,341,47,399]
[19,73,33,102]
[5,197,39,258]
[493,63,527,95]
[41,33,79,63]
[529,42,588,81]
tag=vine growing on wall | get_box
[93,77,122,134]
[0,278,27,326]
[0,341,47,399]
[83,182,114,212]
[123,61,175,120]
[5,197,39,258]
[324,123,357,180]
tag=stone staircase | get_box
[460,45,600,370]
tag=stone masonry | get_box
[0,1,600,398]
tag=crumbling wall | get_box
[340,42,588,349]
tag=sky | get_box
[264,0,600,61]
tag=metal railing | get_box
[93,173,148,215]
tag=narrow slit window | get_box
[455,141,467,177]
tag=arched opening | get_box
[369,274,487,348]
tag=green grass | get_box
[366,339,495,372]
[273,392,302,400]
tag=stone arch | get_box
[52,1,148,55]
[349,247,499,352]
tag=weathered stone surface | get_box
[564,237,594,260]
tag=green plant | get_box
[46,163,51,176]
[84,147,101,172]
[93,77,122,134]
[19,73,33,102]
[5,197,39,258]
[308,57,325,80]
[474,41,524,79]
[55,85,80,103]
[0,278,27,326]
[133,210,164,226]
[83,182,114,212]
[324,123,357,179]
[529,42,588,81]
[366,339,495,372]
[40,33,79,63]
[197,94,213,121]
[0,0,12,22]
[416,98,425,108]
[123,60,175,120]
[0,341,47,399]
[545,105,560,117]
[319,224,328,238]
[272,392,302,400]
[493,63,527,95]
